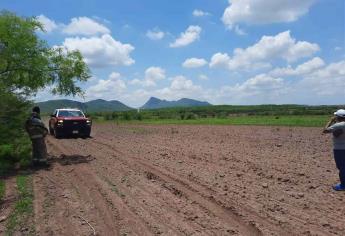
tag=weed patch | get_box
[5,174,35,235]
[0,180,5,202]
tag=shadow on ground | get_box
[49,154,95,166]
[53,135,93,140]
[0,154,95,180]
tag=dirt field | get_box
[2,123,345,235]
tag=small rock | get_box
[0,216,7,222]
[236,173,243,177]
[178,160,183,164]
[262,183,268,188]
[276,144,283,147]
[278,197,285,202]
[297,193,305,198]
[308,185,317,189]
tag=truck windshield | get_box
[58,110,84,117]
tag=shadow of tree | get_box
[0,155,95,180]
[53,135,93,140]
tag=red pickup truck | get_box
[49,109,92,138]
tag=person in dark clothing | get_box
[25,106,49,167]
[323,109,345,191]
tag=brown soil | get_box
[6,124,345,235]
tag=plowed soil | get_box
[30,124,345,235]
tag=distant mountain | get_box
[36,99,132,114]
[85,99,132,112]
[141,97,211,109]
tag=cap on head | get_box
[32,106,40,114]
[334,109,345,118]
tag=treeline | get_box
[89,104,343,121]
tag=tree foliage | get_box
[0,10,90,96]
[0,11,91,174]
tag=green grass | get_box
[6,174,35,236]
[99,115,329,127]
[0,179,5,202]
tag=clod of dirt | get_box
[145,171,158,181]
[0,216,6,223]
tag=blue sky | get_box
[1,0,344,107]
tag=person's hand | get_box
[331,116,338,123]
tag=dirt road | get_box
[29,124,345,235]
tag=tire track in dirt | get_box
[43,137,153,236]
[49,137,224,235]
[40,123,344,235]
[33,169,82,236]
[95,125,341,236]
[88,137,267,236]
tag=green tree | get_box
[0,11,91,174]
[0,11,90,96]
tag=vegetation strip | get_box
[96,115,329,127]
[5,174,35,235]
[0,180,5,202]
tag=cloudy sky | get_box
[2,0,344,107]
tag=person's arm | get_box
[323,116,337,134]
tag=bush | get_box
[0,90,32,174]
[123,112,131,120]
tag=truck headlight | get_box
[86,120,92,125]
[57,120,63,126]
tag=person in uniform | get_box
[25,106,49,167]
[323,109,345,191]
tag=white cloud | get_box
[193,9,210,17]
[291,60,345,99]
[129,79,143,86]
[126,75,210,106]
[130,66,166,87]
[269,57,325,77]
[198,74,209,80]
[170,25,202,48]
[234,25,247,36]
[215,59,345,104]
[37,15,58,33]
[222,0,315,29]
[218,74,286,104]
[182,58,207,68]
[210,31,319,71]
[62,34,135,68]
[145,66,166,85]
[209,53,232,69]
[85,72,126,100]
[230,74,285,95]
[146,28,165,40]
[62,17,110,36]
[156,76,204,100]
